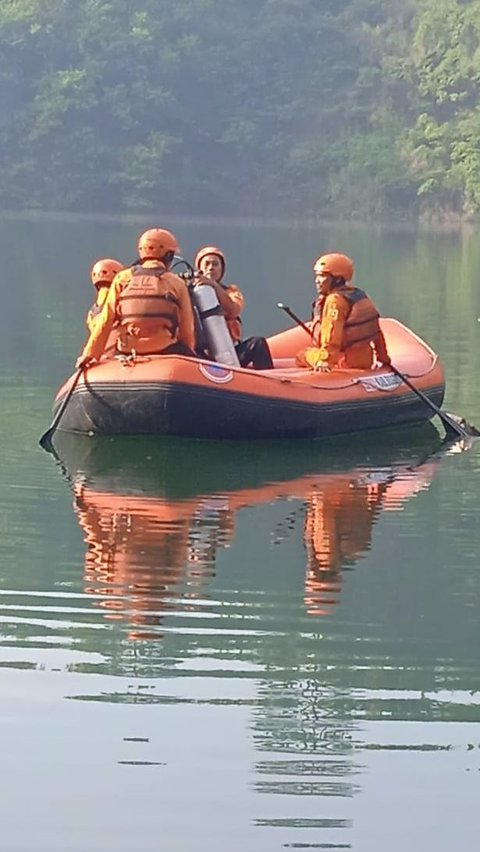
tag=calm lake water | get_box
[1,213,480,852]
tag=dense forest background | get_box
[1,0,480,222]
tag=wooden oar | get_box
[277,302,478,441]
[39,365,85,452]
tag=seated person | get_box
[76,228,195,367]
[87,258,123,331]
[296,252,390,371]
[194,245,273,370]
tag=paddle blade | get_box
[444,411,480,438]
[39,428,55,452]
[38,365,85,453]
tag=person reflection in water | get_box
[302,463,438,616]
[303,474,389,616]
[73,484,234,641]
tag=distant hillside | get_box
[1,0,479,221]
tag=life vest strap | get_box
[121,311,177,321]
[198,305,224,320]
[118,292,180,306]
[346,313,379,329]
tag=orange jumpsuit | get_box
[196,280,273,369]
[79,260,195,362]
[297,286,390,369]
[221,283,244,343]
[86,286,109,332]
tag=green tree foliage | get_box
[400,0,480,218]
[0,0,479,219]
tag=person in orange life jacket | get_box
[194,245,274,369]
[76,228,196,368]
[295,252,390,372]
[86,258,123,332]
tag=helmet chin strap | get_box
[162,251,175,266]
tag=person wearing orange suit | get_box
[296,252,390,372]
[194,245,273,369]
[86,258,123,332]
[76,228,195,367]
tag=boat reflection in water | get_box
[54,425,445,640]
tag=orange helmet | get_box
[90,258,123,287]
[313,253,354,282]
[195,245,226,278]
[137,228,179,261]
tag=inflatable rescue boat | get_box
[50,319,445,440]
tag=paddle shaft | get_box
[389,364,467,439]
[39,365,85,450]
[277,301,468,440]
[277,303,313,338]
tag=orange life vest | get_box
[313,286,381,351]
[340,287,382,350]
[116,265,181,350]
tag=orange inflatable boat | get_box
[51,318,445,440]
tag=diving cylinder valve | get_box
[191,285,240,367]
